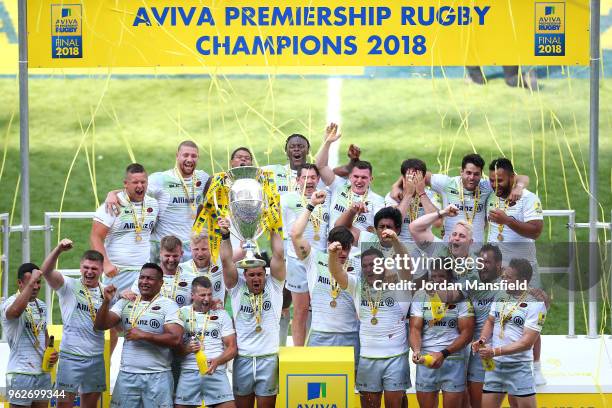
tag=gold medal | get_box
[191,213,196,220]
[330,300,337,308]
[313,234,320,241]
[371,317,378,325]
[255,325,263,333]
[135,234,142,242]
[497,233,504,242]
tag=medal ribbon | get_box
[408,195,421,222]
[174,167,197,215]
[495,196,510,239]
[499,291,528,339]
[161,269,182,301]
[459,182,480,224]
[125,191,146,239]
[247,292,263,327]
[365,285,383,318]
[190,306,211,350]
[129,293,160,328]
[80,280,102,323]
[23,296,45,349]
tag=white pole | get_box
[326,78,342,168]
[18,0,30,262]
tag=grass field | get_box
[0,75,611,335]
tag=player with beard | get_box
[486,158,545,386]
[91,163,158,295]
[126,236,197,307]
[39,240,109,407]
[106,141,209,262]
[330,240,412,408]
[218,217,286,408]
[390,154,529,244]
[95,264,183,408]
[472,259,546,408]
[1,264,58,408]
[175,276,237,408]
[316,126,385,234]
[178,235,225,304]
[281,164,330,346]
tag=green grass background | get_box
[0,75,610,335]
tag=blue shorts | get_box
[356,354,411,392]
[483,361,536,396]
[56,351,106,393]
[467,350,486,383]
[175,368,234,406]
[286,256,308,293]
[415,358,466,393]
[232,355,278,397]
[5,373,52,406]
[110,371,173,408]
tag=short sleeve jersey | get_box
[57,276,108,356]
[489,293,546,362]
[486,189,543,265]
[110,296,183,373]
[262,164,297,196]
[178,306,235,370]
[1,295,47,374]
[347,275,410,358]
[93,192,158,269]
[148,169,209,243]
[328,176,385,233]
[430,174,492,243]
[229,275,284,357]
[281,191,330,256]
[411,290,474,359]
[304,249,359,333]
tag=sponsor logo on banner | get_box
[51,3,83,58]
[287,374,346,408]
[534,2,565,56]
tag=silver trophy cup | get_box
[224,166,267,269]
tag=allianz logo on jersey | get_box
[287,375,347,408]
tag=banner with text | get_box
[26,0,589,68]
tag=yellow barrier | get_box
[47,325,111,408]
[279,346,355,408]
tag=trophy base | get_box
[236,258,267,269]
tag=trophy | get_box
[217,166,267,269]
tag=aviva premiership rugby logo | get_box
[534,2,565,56]
[51,4,83,58]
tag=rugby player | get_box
[1,264,58,408]
[384,159,441,245]
[106,141,209,262]
[315,126,385,232]
[473,259,546,408]
[218,217,286,408]
[291,191,360,364]
[487,158,545,385]
[94,264,184,408]
[281,164,330,346]
[330,234,412,408]
[410,261,475,408]
[91,163,158,294]
[175,276,237,408]
[40,239,108,407]
[178,234,225,304]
